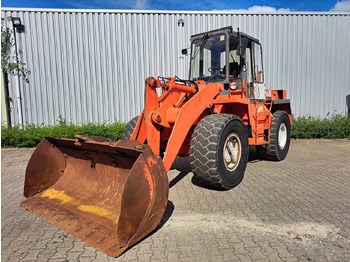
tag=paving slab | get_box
[2,139,350,261]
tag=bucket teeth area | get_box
[20,196,121,257]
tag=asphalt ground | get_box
[1,139,350,261]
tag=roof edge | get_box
[1,7,350,16]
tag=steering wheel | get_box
[208,66,224,75]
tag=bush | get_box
[291,114,350,139]
[1,114,349,148]
[1,121,127,148]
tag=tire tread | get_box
[189,114,242,189]
[257,110,290,161]
[121,116,139,140]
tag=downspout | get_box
[10,18,24,126]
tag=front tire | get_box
[189,114,249,190]
[171,156,191,173]
[256,110,291,161]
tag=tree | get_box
[1,18,30,82]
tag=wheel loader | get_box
[20,26,292,257]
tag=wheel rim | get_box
[223,133,241,171]
[278,123,287,149]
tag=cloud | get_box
[65,1,101,9]
[246,5,291,12]
[213,5,291,13]
[65,0,148,9]
[134,0,148,9]
[330,0,350,12]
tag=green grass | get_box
[1,121,127,148]
[1,114,349,148]
[291,114,350,139]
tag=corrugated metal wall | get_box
[2,8,350,125]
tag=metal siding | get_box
[1,9,350,125]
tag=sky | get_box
[2,0,350,12]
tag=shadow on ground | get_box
[123,146,272,255]
[122,201,175,256]
[170,146,264,190]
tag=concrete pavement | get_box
[2,139,350,261]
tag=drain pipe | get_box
[11,17,24,126]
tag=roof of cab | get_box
[191,26,259,43]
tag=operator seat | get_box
[223,62,240,78]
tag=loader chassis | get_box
[129,26,292,175]
[20,26,292,258]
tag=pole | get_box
[1,70,12,127]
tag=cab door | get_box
[252,42,265,99]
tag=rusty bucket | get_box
[20,136,169,257]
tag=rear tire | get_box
[189,114,249,190]
[256,110,291,161]
[121,116,139,140]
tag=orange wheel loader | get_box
[20,26,292,257]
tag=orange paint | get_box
[143,166,154,199]
[129,76,292,171]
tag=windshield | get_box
[190,34,227,83]
[189,34,243,83]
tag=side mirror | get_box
[242,62,247,72]
[181,49,188,55]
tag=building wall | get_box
[2,8,350,125]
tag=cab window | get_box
[252,42,264,83]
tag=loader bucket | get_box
[20,136,169,257]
